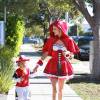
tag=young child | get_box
[13,55,32,100]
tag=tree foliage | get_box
[25,25,43,37]
[0,0,83,38]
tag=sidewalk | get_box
[8,78,83,100]
[7,43,88,100]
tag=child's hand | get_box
[20,77,24,82]
[33,65,39,73]
[13,78,22,83]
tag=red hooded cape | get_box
[42,19,79,78]
[43,20,79,55]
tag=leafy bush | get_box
[0,46,14,94]
[5,15,25,56]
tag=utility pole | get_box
[4,6,7,23]
[3,2,7,45]
[65,12,69,22]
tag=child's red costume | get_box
[42,20,80,78]
[13,55,31,100]
[15,68,30,87]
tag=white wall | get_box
[0,21,5,45]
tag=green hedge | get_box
[5,15,25,56]
[0,46,14,94]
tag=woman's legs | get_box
[58,78,66,100]
[50,77,58,100]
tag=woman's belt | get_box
[57,50,62,76]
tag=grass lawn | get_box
[68,75,100,100]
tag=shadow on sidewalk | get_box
[68,74,100,84]
[20,51,42,57]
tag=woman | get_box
[33,19,79,100]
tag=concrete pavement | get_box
[8,78,83,100]
[6,43,90,100]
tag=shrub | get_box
[5,15,25,56]
[0,46,14,94]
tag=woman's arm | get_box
[33,52,48,73]
[41,52,48,60]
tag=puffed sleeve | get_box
[67,38,80,54]
[42,37,54,56]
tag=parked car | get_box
[74,36,94,60]
[23,36,30,44]
[30,37,44,47]
[23,36,44,47]
[70,36,80,43]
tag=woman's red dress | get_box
[42,20,80,78]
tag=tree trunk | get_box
[71,0,100,80]
[91,1,100,79]
[92,27,100,79]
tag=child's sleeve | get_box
[13,72,19,78]
[13,71,21,83]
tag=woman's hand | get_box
[68,52,74,59]
[63,51,74,60]
[63,50,70,58]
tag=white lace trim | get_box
[53,44,66,51]
[43,73,74,80]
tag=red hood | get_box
[49,19,69,39]
[42,19,80,55]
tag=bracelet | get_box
[37,59,43,66]
[66,54,70,57]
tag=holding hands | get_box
[33,59,43,73]
[33,65,39,73]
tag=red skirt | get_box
[43,57,73,78]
